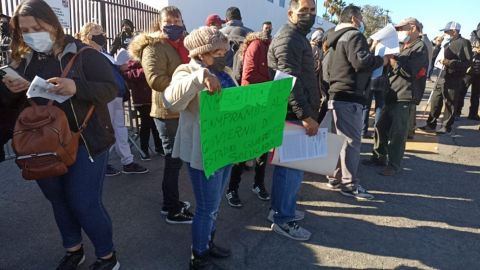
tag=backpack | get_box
[12,47,95,180]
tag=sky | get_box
[322,0,479,40]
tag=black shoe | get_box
[252,185,270,201]
[468,115,480,121]
[161,201,191,216]
[166,208,193,224]
[89,252,120,270]
[155,147,165,156]
[122,162,149,174]
[105,165,121,177]
[56,246,85,270]
[140,152,151,161]
[435,127,451,134]
[225,190,243,208]
[361,156,386,167]
[419,124,436,131]
[190,251,223,270]
[208,242,231,259]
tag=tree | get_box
[323,0,347,23]
[361,5,392,37]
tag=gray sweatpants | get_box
[327,100,363,190]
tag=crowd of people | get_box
[1,0,479,269]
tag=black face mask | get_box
[296,13,316,32]
[208,56,226,72]
[92,34,107,47]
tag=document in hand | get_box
[370,24,400,55]
[271,123,346,176]
[26,76,72,103]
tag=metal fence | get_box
[0,0,160,50]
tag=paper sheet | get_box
[274,70,297,88]
[372,44,386,79]
[278,127,327,163]
[370,24,400,55]
[26,76,72,103]
[434,47,445,70]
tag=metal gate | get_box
[0,0,160,50]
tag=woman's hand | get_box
[47,77,77,96]
[203,72,221,95]
[1,77,30,93]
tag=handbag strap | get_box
[63,46,97,131]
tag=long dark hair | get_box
[10,0,65,63]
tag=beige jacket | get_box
[129,32,181,119]
[163,60,238,171]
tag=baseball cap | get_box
[394,17,421,29]
[440,21,461,32]
[205,14,225,26]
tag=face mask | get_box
[358,21,365,34]
[22,32,53,53]
[92,34,107,47]
[444,35,452,43]
[296,13,316,32]
[163,24,184,41]
[208,56,226,72]
[397,31,411,43]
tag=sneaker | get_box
[252,185,270,201]
[267,209,305,223]
[271,221,311,241]
[225,190,243,208]
[155,147,165,157]
[435,127,451,135]
[340,185,374,200]
[122,162,149,174]
[419,124,436,131]
[140,153,151,161]
[161,201,191,216]
[89,252,120,270]
[166,208,193,224]
[56,246,85,270]
[105,165,121,177]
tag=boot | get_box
[190,251,223,270]
[208,231,231,258]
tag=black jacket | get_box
[443,35,472,86]
[325,25,383,105]
[17,36,117,157]
[110,31,133,56]
[385,38,428,104]
[268,22,320,121]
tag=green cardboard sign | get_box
[199,78,293,177]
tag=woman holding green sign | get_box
[163,26,236,269]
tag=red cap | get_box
[205,14,225,27]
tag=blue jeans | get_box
[37,145,113,257]
[154,118,184,213]
[362,91,384,135]
[271,165,304,224]
[187,164,232,255]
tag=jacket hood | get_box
[128,32,168,61]
[226,19,244,27]
[325,24,358,49]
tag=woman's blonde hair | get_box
[76,22,103,43]
[10,0,65,63]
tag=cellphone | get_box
[0,65,24,80]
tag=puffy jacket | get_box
[325,24,383,105]
[385,37,428,104]
[129,32,181,119]
[242,32,271,85]
[268,22,320,121]
[16,36,117,157]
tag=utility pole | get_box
[385,9,390,26]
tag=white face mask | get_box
[22,32,54,53]
[397,31,410,43]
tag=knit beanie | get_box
[184,26,230,58]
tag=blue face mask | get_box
[358,22,365,34]
[163,24,184,41]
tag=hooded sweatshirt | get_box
[326,23,383,105]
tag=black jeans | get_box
[228,152,268,192]
[456,75,471,115]
[469,75,480,117]
[136,105,162,154]
[427,76,460,130]
[154,118,184,214]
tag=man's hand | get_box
[47,77,77,96]
[2,77,30,93]
[441,59,450,66]
[203,71,222,95]
[302,117,319,136]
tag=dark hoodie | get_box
[470,23,480,47]
[326,24,383,105]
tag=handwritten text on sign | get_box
[199,78,293,177]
